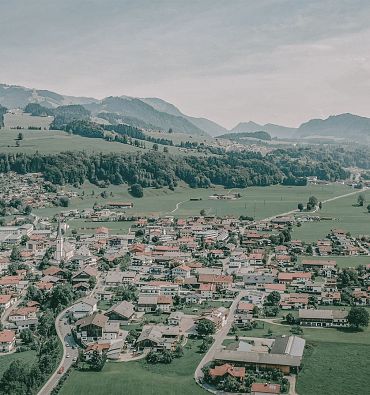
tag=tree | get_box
[59,196,69,207]
[266,291,281,306]
[298,203,304,211]
[152,144,159,151]
[357,194,365,207]
[200,209,206,216]
[308,196,318,207]
[319,201,323,209]
[21,235,29,246]
[367,204,370,213]
[20,328,34,345]
[347,307,369,329]
[23,205,32,215]
[130,184,143,198]
[196,319,216,337]
[18,132,24,140]
[10,246,21,262]
[89,350,106,371]
[286,313,296,325]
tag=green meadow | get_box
[292,188,370,242]
[59,339,206,395]
[32,183,353,235]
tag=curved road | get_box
[38,275,101,395]
[194,290,247,383]
[38,308,78,395]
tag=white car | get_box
[66,354,70,358]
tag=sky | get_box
[1,0,370,128]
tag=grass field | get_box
[0,127,192,156]
[296,342,370,395]
[59,339,207,395]
[298,255,370,269]
[0,350,36,377]
[33,183,353,235]
[293,188,370,241]
[4,112,53,129]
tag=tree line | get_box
[0,150,348,191]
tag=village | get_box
[0,173,369,395]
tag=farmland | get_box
[292,188,370,241]
[59,340,206,395]
[32,182,354,235]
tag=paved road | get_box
[38,274,101,395]
[38,309,78,395]
[194,289,247,383]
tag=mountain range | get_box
[0,83,370,142]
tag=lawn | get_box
[298,255,370,269]
[293,188,370,242]
[0,350,37,377]
[59,340,207,395]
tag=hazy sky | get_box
[1,0,370,128]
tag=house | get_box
[137,296,158,312]
[105,271,124,286]
[200,306,228,330]
[209,363,245,380]
[298,309,349,327]
[0,330,16,352]
[8,306,38,322]
[215,335,305,374]
[171,265,191,279]
[251,383,281,395]
[278,272,311,285]
[76,313,109,341]
[69,297,98,319]
[157,295,173,312]
[72,266,97,284]
[0,294,14,311]
[198,274,233,288]
[105,301,135,321]
[280,293,309,310]
[136,324,180,351]
[168,311,184,326]
[198,283,216,299]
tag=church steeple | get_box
[55,219,64,263]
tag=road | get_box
[169,200,187,214]
[38,308,78,395]
[38,274,102,395]
[194,289,247,383]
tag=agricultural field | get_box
[292,188,370,242]
[32,183,354,235]
[59,339,207,395]
[3,112,53,129]
[0,127,189,156]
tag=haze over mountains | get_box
[0,83,370,142]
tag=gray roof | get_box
[299,309,348,320]
[106,301,134,319]
[215,349,303,367]
[271,335,305,357]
